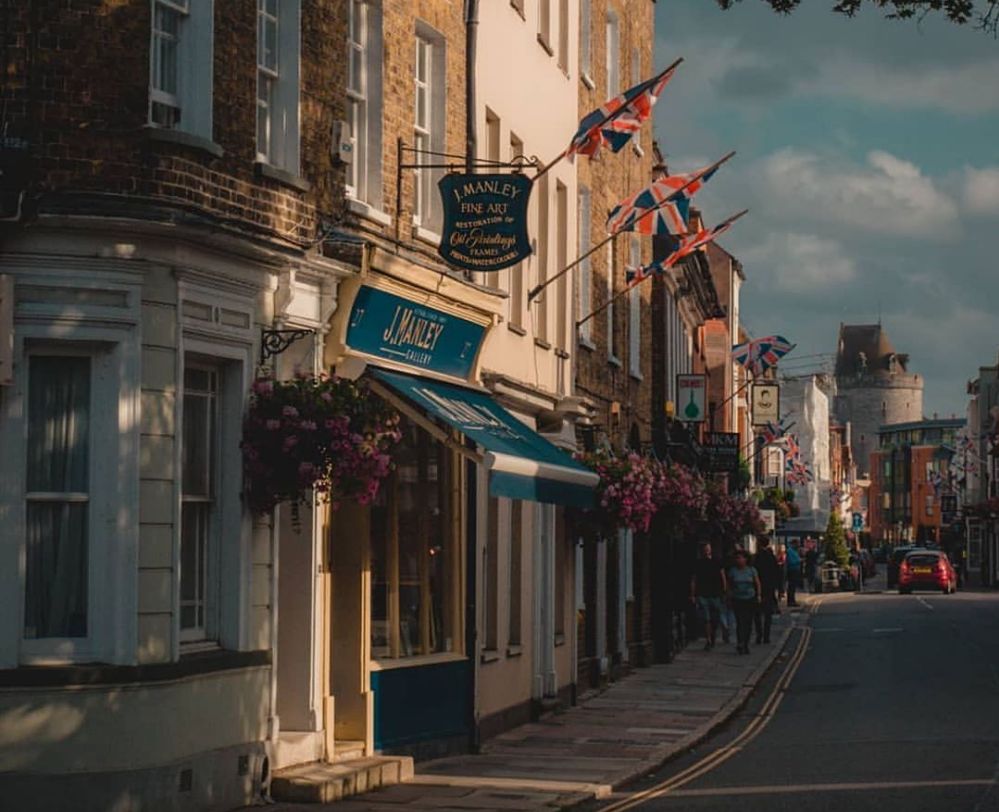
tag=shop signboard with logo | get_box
[751,383,780,426]
[704,431,740,473]
[345,285,487,381]
[676,374,706,423]
[437,173,533,273]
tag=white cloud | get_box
[741,233,856,292]
[962,166,999,215]
[758,148,959,238]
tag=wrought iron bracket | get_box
[259,328,315,366]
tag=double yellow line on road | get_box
[600,612,816,812]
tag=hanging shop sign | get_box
[760,509,776,533]
[751,383,780,426]
[676,374,707,423]
[345,285,487,380]
[704,431,740,473]
[437,172,533,272]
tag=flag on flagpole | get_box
[605,162,722,237]
[760,420,787,447]
[731,335,796,377]
[623,210,747,285]
[567,62,680,160]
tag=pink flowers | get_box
[242,374,402,515]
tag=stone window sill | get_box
[535,337,552,351]
[143,125,224,158]
[254,161,311,193]
[508,322,527,336]
[480,649,501,664]
[347,197,392,226]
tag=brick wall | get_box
[1,0,347,247]
[575,0,654,452]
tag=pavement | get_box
[257,597,813,811]
[579,573,999,812]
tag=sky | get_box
[654,0,999,418]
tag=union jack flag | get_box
[760,420,787,447]
[606,162,721,237]
[567,62,681,160]
[783,433,801,461]
[731,335,796,377]
[785,458,813,485]
[624,210,747,285]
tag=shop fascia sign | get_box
[437,173,533,273]
[344,285,487,381]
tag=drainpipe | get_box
[465,0,478,174]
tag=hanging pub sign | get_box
[437,172,533,272]
[676,374,706,423]
[751,383,780,426]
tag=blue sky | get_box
[654,1,999,417]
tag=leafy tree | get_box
[824,511,850,568]
[714,0,999,34]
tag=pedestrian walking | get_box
[690,542,727,650]
[727,549,761,655]
[786,538,802,607]
[752,536,780,644]
[776,542,787,611]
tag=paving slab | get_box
[249,597,811,811]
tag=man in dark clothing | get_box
[691,543,727,650]
[753,536,780,644]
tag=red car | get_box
[898,551,958,594]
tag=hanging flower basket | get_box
[241,374,402,516]
[574,448,669,534]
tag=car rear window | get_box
[906,554,939,567]
[891,549,914,563]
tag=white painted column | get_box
[534,503,557,698]
[595,538,608,676]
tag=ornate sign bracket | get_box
[259,328,315,366]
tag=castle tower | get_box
[834,324,924,476]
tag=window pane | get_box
[153,7,180,95]
[257,74,272,160]
[183,391,211,497]
[25,502,88,638]
[27,356,90,493]
[180,499,209,633]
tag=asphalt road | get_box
[589,583,999,812]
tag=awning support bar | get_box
[368,379,484,466]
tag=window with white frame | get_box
[180,363,220,643]
[631,48,642,152]
[24,355,92,641]
[413,25,445,235]
[579,0,592,83]
[509,132,525,328]
[606,11,619,97]
[629,240,641,377]
[347,0,383,207]
[538,0,551,50]
[557,0,569,71]
[149,0,213,139]
[536,175,550,342]
[577,186,592,343]
[607,242,618,362]
[555,180,568,351]
[256,0,300,172]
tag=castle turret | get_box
[834,324,924,476]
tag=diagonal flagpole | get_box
[528,150,735,303]
[532,58,685,183]
[575,209,749,328]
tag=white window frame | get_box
[176,278,257,656]
[256,0,300,173]
[579,0,593,86]
[0,272,141,669]
[629,238,641,379]
[148,0,213,140]
[577,186,593,345]
[413,24,446,238]
[606,11,619,97]
[557,0,569,72]
[346,0,385,212]
[538,0,552,53]
[631,47,643,154]
[179,362,221,645]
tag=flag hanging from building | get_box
[731,335,796,377]
[567,61,681,160]
[760,420,787,447]
[624,210,747,285]
[783,433,801,462]
[605,161,723,237]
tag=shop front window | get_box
[371,415,456,659]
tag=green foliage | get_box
[824,512,850,568]
[714,0,997,34]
